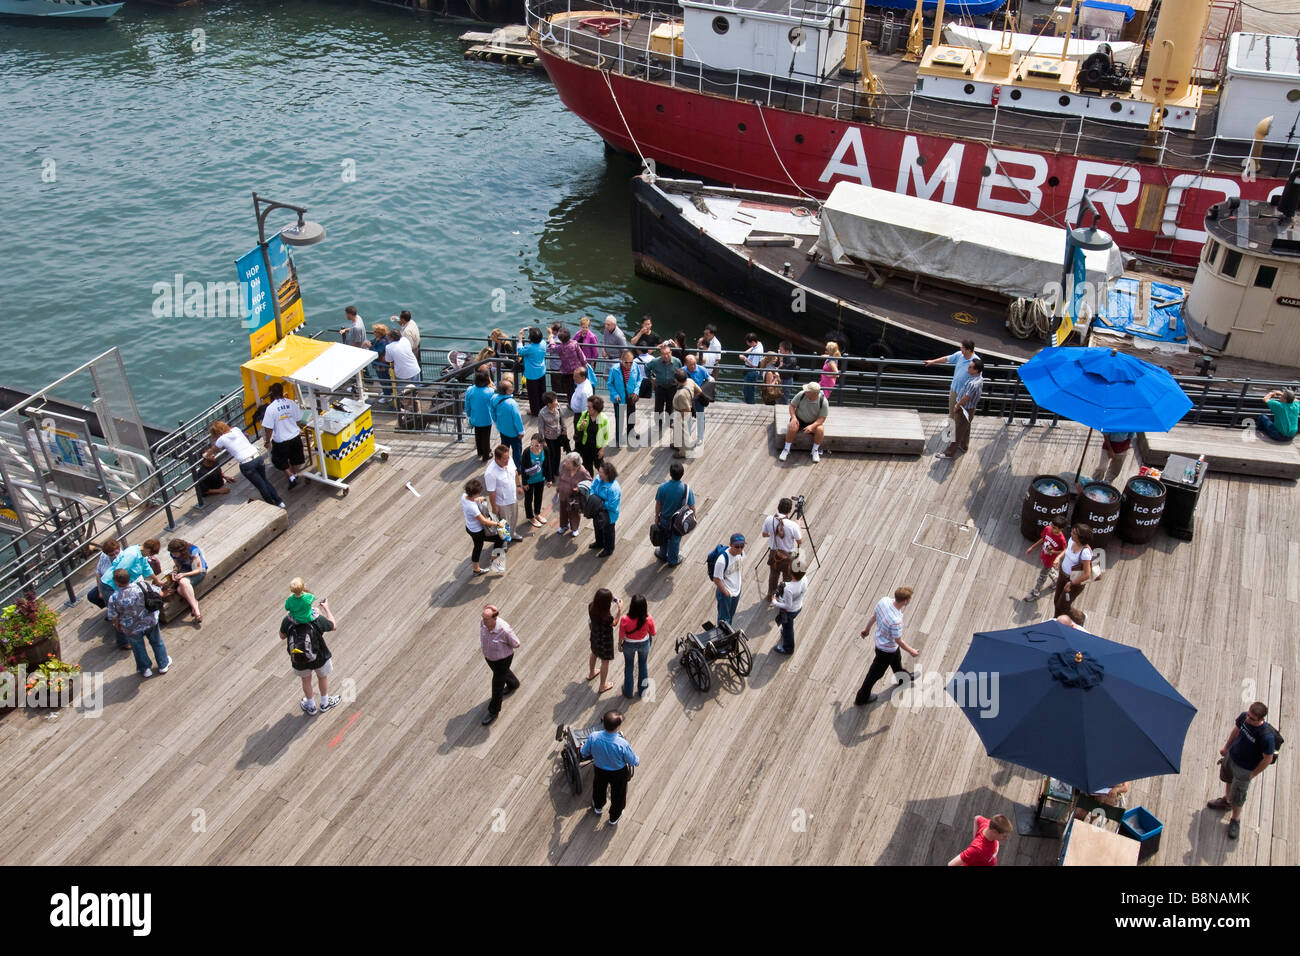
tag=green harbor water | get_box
[0,0,739,423]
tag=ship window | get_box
[1059,95,1071,107]
[1206,241,1219,267]
[1010,89,1022,100]
[794,133,804,144]
[1254,264,1278,288]
[1110,101,1122,113]
[712,16,729,35]
[1048,175,1060,187]
[1221,249,1243,279]
[1288,89,1300,103]
[964,83,975,95]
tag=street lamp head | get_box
[280,215,327,247]
[1068,224,1114,253]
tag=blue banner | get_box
[236,242,274,333]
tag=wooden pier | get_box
[461,24,541,69]
[0,403,1293,865]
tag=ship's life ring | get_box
[579,16,627,36]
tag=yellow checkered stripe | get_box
[323,426,375,461]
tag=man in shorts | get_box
[261,382,306,491]
[1207,700,1278,839]
[279,596,341,715]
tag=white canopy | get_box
[814,182,1124,301]
[943,24,1141,69]
[285,343,376,391]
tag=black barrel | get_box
[1119,476,1167,544]
[1074,482,1122,551]
[1021,474,1071,540]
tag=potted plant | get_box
[0,590,61,669]
[24,655,81,709]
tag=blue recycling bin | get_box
[1120,806,1163,860]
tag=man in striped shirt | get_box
[854,587,920,706]
[937,357,984,461]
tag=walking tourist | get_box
[653,461,695,567]
[587,587,621,694]
[588,460,621,558]
[1207,700,1278,840]
[490,378,525,470]
[937,357,985,460]
[209,421,285,508]
[569,365,594,422]
[646,342,683,421]
[279,594,339,715]
[670,369,699,458]
[1091,431,1135,483]
[947,814,1012,866]
[700,325,722,373]
[107,568,171,677]
[606,349,643,441]
[711,533,746,626]
[818,341,840,399]
[522,435,547,529]
[466,370,496,462]
[575,315,601,368]
[574,395,611,475]
[1023,514,1067,602]
[261,382,306,490]
[518,326,549,417]
[779,381,829,463]
[479,604,521,725]
[462,478,506,575]
[549,327,585,402]
[923,338,980,416]
[581,709,639,826]
[854,587,920,706]
[484,444,522,544]
[762,497,803,602]
[601,315,628,376]
[777,341,798,402]
[742,332,764,404]
[619,594,655,698]
[770,558,808,655]
[1052,523,1094,617]
[538,390,568,482]
[554,452,590,538]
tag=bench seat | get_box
[1137,426,1300,481]
[159,499,288,622]
[772,405,925,455]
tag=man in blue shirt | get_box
[606,349,644,442]
[580,709,640,826]
[101,541,161,595]
[465,370,497,462]
[490,379,525,471]
[653,460,695,566]
[517,326,550,417]
[923,338,979,417]
[588,460,621,558]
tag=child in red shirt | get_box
[949,814,1012,866]
[1023,514,1067,602]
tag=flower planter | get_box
[15,631,61,670]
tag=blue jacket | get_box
[606,361,644,403]
[590,476,622,524]
[465,384,495,428]
[490,392,524,438]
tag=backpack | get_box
[671,484,697,536]
[286,620,320,665]
[137,581,164,613]
[706,544,729,583]
[1264,722,1285,766]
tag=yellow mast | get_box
[1059,0,1078,62]
[841,0,865,77]
[931,0,946,50]
[903,0,925,62]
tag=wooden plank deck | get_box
[0,402,1293,866]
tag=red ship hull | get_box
[538,47,1282,267]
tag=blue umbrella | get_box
[946,620,1197,793]
[1017,346,1193,481]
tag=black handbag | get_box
[137,581,164,612]
[649,522,664,547]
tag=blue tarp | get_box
[1081,0,1135,21]
[1098,277,1186,343]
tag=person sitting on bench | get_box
[1256,388,1297,443]
[780,381,829,464]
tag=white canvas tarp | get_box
[942,24,1141,69]
[814,182,1124,302]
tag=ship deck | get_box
[1,405,1294,865]
[538,13,1300,180]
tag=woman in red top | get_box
[618,593,655,699]
[948,814,1012,866]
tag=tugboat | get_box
[0,0,124,19]
[528,0,1294,267]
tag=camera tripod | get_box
[761,494,821,570]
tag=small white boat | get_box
[0,0,125,19]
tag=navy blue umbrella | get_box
[946,620,1197,793]
[1018,346,1193,482]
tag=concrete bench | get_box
[159,499,288,622]
[1137,426,1300,481]
[772,405,925,455]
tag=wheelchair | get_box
[554,722,635,795]
[674,620,753,692]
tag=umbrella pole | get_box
[1074,428,1094,486]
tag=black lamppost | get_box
[252,192,327,342]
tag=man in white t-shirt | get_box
[484,444,523,545]
[761,497,804,602]
[711,533,746,626]
[384,328,421,383]
[261,382,306,489]
[569,366,594,419]
[701,325,722,373]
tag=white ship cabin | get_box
[1184,179,1300,367]
[1217,34,1300,147]
[677,0,853,82]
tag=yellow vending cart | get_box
[240,336,387,493]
